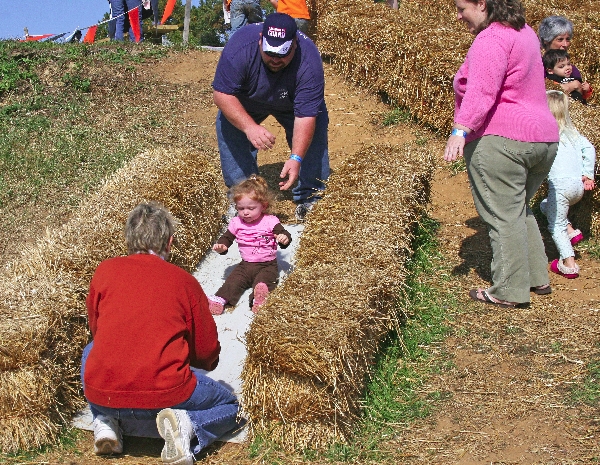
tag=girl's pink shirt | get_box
[228,214,281,262]
[454,23,559,144]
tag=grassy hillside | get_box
[0,41,212,265]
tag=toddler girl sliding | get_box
[209,175,291,314]
[541,90,596,279]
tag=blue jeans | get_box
[294,18,310,34]
[81,343,240,454]
[229,0,263,34]
[111,0,144,42]
[216,102,330,203]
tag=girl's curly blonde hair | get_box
[230,175,275,214]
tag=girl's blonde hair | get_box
[230,175,275,214]
[546,90,580,140]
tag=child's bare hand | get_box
[213,244,228,253]
[275,234,290,246]
[561,80,582,94]
[583,176,595,190]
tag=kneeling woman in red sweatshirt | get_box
[81,202,240,465]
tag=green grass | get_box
[0,427,84,464]
[449,157,466,175]
[0,40,171,250]
[382,106,413,126]
[584,238,600,260]
[333,216,452,462]
[571,360,600,406]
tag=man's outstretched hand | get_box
[279,158,300,190]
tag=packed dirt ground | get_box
[18,50,600,464]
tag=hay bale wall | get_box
[0,148,226,452]
[315,0,600,235]
[242,142,437,448]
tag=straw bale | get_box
[315,0,599,239]
[316,0,600,131]
[0,147,226,452]
[242,142,438,448]
[316,0,466,131]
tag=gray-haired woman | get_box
[82,202,240,464]
[538,15,591,97]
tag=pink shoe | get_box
[251,283,269,314]
[568,229,583,246]
[550,259,579,279]
[208,295,226,315]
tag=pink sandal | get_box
[550,259,579,279]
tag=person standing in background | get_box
[228,0,263,35]
[110,0,144,42]
[107,0,117,40]
[443,0,559,307]
[269,0,311,34]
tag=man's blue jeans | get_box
[229,0,263,34]
[216,101,330,203]
[81,343,240,453]
[111,0,144,42]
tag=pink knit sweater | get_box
[454,23,559,144]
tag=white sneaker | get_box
[156,408,195,465]
[93,414,123,455]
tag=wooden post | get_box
[183,0,192,45]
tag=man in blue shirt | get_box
[212,13,329,220]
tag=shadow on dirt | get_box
[452,215,564,282]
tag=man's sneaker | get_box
[93,415,123,455]
[208,295,226,315]
[251,282,269,313]
[295,201,315,221]
[156,408,194,465]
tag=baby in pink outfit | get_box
[208,175,291,314]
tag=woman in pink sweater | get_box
[443,0,559,308]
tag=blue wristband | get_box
[451,128,467,138]
[290,154,303,163]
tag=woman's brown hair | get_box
[477,0,526,31]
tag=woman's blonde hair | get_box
[546,90,579,139]
[230,175,275,214]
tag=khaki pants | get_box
[464,135,558,303]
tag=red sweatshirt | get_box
[84,254,220,409]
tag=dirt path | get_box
[36,50,600,464]
[391,169,600,463]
